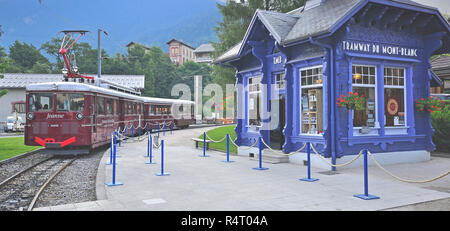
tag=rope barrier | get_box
[367,150,450,183]
[229,138,259,150]
[310,144,364,168]
[259,138,308,156]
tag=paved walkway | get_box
[35,126,450,211]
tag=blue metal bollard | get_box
[132,124,134,138]
[222,134,234,163]
[199,132,210,157]
[155,140,170,176]
[354,149,379,200]
[105,131,123,186]
[253,137,268,170]
[300,142,319,182]
[170,122,173,135]
[146,135,156,164]
[146,123,149,134]
[139,126,141,137]
[118,130,121,147]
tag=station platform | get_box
[35,126,450,211]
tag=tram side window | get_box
[113,100,117,115]
[106,99,113,115]
[97,97,105,115]
[56,93,84,112]
[29,93,54,112]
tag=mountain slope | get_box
[0,0,222,55]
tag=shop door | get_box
[269,94,285,150]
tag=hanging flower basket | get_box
[336,92,365,111]
[415,96,444,114]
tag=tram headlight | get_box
[62,67,68,77]
[76,113,84,120]
[27,112,34,120]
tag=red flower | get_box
[340,95,344,97]
[337,98,341,101]
[355,97,358,100]
[421,98,424,101]
[349,92,353,95]
[354,92,358,96]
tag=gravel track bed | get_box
[33,147,106,208]
[0,153,50,183]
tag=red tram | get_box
[25,82,195,154]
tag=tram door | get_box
[92,95,97,142]
[269,94,285,150]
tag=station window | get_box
[384,67,406,127]
[300,66,323,135]
[29,93,54,112]
[97,97,105,115]
[274,72,285,90]
[13,103,26,113]
[248,76,262,126]
[127,102,131,115]
[352,65,377,128]
[56,93,84,112]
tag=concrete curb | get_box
[95,148,110,201]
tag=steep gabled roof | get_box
[214,0,450,65]
[257,10,299,43]
[282,0,363,45]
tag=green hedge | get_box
[431,101,450,153]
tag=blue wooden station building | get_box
[214,0,450,168]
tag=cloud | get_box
[23,16,35,25]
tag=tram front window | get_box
[56,93,85,112]
[29,93,54,112]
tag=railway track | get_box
[0,156,77,211]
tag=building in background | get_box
[194,43,215,64]
[0,73,145,129]
[167,39,195,66]
[431,54,450,93]
[214,0,450,168]
[126,41,151,53]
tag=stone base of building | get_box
[237,147,260,158]
[237,147,431,170]
[288,150,431,170]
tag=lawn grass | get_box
[0,137,42,161]
[198,125,237,154]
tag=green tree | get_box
[8,40,50,72]
[0,25,8,98]
[142,46,178,98]
[212,0,305,86]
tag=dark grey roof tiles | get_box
[214,0,446,64]
[282,0,362,45]
[257,10,299,42]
